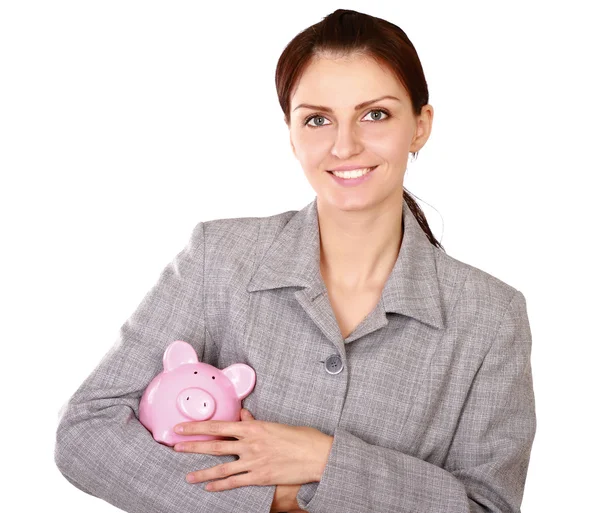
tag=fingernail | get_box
[175,426,184,433]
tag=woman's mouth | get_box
[327,165,378,186]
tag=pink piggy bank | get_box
[139,340,256,446]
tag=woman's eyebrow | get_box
[293,95,401,113]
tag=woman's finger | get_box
[203,469,262,492]
[176,410,259,451]
[174,419,251,439]
[176,410,258,452]
[186,459,251,485]
[175,439,239,455]
[241,408,255,420]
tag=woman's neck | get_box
[317,197,404,292]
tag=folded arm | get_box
[295,291,536,513]
[54,221,276,513]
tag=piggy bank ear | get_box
[163,340,199,372]
[222,364,256,400]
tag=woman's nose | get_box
[331,124,364,159]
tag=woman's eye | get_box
[304,109,389,127]
[305,115,331,127]
[364,109,389,122]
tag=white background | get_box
[1,1,598,511]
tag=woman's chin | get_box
[320,192,379,212]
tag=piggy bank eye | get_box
[212,376,215,379]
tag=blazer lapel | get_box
[247,196,446,349]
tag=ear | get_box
[410,104,434,153]
[222,363,256,400]
[163,340,199,372]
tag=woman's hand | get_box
[237,410,301,513]
[240,409,302,513]
[172,408,333,498]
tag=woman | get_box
[54,9,536,513]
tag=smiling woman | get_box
[276,10,442,256]
[54,8,535,513]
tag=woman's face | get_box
[288,53,433,213]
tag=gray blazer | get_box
[54,196,536,513]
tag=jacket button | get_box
[325,354,344,375]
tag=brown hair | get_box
[275,8,444,251]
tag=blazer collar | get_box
[247,196,445,330]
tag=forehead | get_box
[291,54,409,107]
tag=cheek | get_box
[365,131,410,159]
[295,133,329,165]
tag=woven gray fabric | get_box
[55,195,536,512]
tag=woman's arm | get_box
[54,221,276,513]
[294,290,536,513]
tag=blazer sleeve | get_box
[53,221,276,513]
[295,290,536,513]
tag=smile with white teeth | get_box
[330,166,375,179]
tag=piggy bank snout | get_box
[176,387,217,421]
